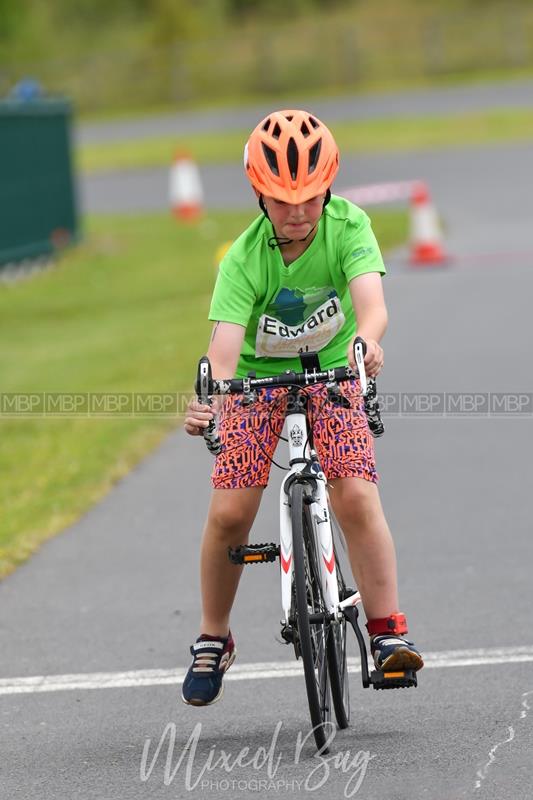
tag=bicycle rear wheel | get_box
[326,516,351,728]
[290,481,332,753]
[327,616,350,728]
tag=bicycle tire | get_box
[327,618,350,728]
[326,519,351,728]
[290,481,332,753]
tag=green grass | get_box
[0,207,407,578]
[79,107,533,174]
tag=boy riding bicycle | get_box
[182,110,423,706]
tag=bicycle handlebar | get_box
[196,337,368,397]
[199,362,356,396]
[195,337,384,455]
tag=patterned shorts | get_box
[211,379,378,489]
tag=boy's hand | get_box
[184,397,221,436]
[348,337,384,378]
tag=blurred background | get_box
[2,6,533,796]
[2,0,533,113]
[1,0,532,577]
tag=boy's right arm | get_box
[184,321,246,436]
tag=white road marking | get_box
[1,645,533,697]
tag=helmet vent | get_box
[272,122,282,140]
[308,139,322,174]
[308,116,319,129]
[262,143,280,176]
[300,121,310,137]
[285,114,294,121]
[262,119,271,132]
[287,137,299,180]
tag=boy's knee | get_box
[208,491,261,535]
[331,478,380,524]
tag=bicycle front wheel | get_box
[290,481,331,753]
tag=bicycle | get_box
[195,338,417,753]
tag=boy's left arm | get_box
[348,272,388,377]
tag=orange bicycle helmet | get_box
[244,109,339,204]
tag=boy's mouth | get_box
[286,222,308,231]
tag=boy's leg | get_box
[199,486,264,637]
[182,486,263,706]
[327,477,398,619]
[328,476,423,671]
[182,388,285,705]
[200,387,286,637]
[311,380,422,671]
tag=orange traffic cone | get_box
[409,182,447,266]
[169,151,204,222]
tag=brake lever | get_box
[353,336,368,396]
[196,356,222,456]
[353,337,384,437]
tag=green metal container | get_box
[0,98,79,266]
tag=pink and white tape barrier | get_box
[338,180,421,206]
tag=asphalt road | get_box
[2,89,533,798]
[80,141,533,266]
[77,78,533,144]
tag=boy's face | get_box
[262,193,326,241]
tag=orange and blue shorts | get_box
[211,379,378,489]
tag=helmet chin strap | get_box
[267,225,316,250]
[260,190,331,250]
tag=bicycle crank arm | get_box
[228,543,280,565]
[343,605,419,690]
[342,604,372,687]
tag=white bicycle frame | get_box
[279,342,367,627]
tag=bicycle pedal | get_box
[370,669,418,690]
[228,543,280,565]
